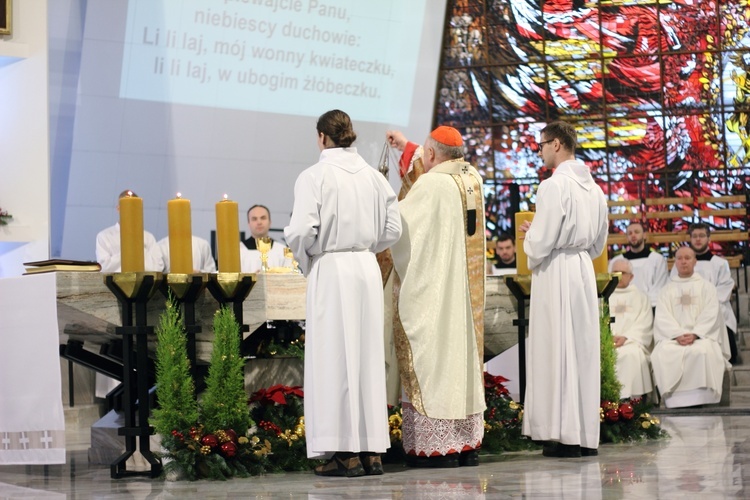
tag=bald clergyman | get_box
[652,246,730,408]
[610,258,654,401]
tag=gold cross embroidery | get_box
[679,290,695,306]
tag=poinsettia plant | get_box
[249,384,316,472]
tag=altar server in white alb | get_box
[609,221,668,308]
[652,246,730,408]
[157,235,216,273]
[284,110,401,477]
[609,259,654,400]
[669,223,738,364]
[95,190,164,273]
[520,121,608,458]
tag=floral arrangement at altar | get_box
[481,373,537,453]
[152,299,317,480]
[152,302,266,480]
[152,297,665,480]
[248,384,316,472]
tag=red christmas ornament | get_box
[201,434,219,448]
[618,402,635,420]
[220,441,238,458]
[605,408,620,423]
[225,429,238,443]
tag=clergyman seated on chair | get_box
[609,259,654,401]
[651,246,730,408]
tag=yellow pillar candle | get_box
[515,211,534,275]
[167,194,194,274]
[119,192,145,272]
[216,196,240,273]
[592,248,609,275]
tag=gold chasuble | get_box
[391,159,486,419]
[376,154,426,287]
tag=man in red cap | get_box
[384,127,485,468]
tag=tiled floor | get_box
[2,413,750,498]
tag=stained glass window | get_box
[436,0,750,254]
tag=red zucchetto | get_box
[430,126,463,147]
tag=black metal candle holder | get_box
[104,272,163,479]
[206,273,256,346]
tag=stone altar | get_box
[57,272,520,358]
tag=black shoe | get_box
[359,452,384,475]
[542,442,581,458]
[405,453,460,468]
[459,450,479,466]
[314,452,365,477]
[581,447,598,456]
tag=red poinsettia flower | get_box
[250,384,304,405]
[483,372,510,388]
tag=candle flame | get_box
[127,190,133,197]
[176,192,182,199]
[223,194,228,200]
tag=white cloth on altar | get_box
[670,255,737,332]
[157,235,217,273]
[239,240,288,273]
[284,147,401,458]
[0,274,65,464]
[95,223,164,273]
[490,265,516,276]
[610,250,668,307]
[652,274,729,408]
[522,159,608,449]
[610,285,654,399]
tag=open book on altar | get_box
[23,259,101,274]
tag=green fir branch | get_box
[151,295,199,436]
[200,307,253,434]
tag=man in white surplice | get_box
[520,121,608,458]
[609,221,668,308]
[609,259,654,400]
[284,110,401,477]
[669,223,738,364]
[652,246,730,408]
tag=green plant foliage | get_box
[600,302,622,403]
[200,307,252,434]
[263,338,305,359]
[151,297,199,437]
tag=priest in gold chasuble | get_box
[388,126,486,468]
